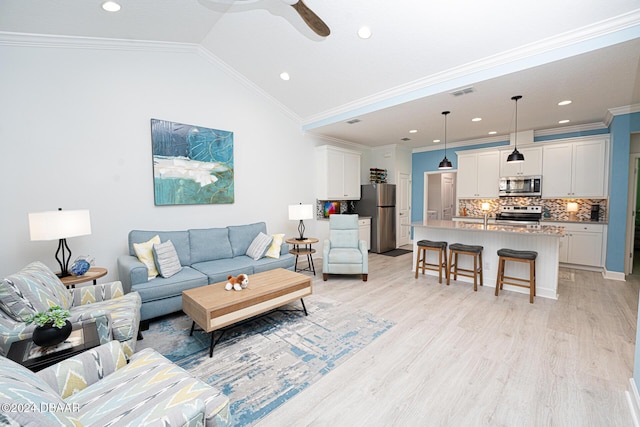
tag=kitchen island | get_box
[412,220,565,299]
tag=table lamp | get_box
[288,203,313,240]
[28,208,92,277]
[567,202,578,221]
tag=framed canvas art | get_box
[151,119,234,205]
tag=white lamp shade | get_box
[566,202,579,213]
[288,204,313,221]
[29,209,92,241]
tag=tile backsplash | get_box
[315,200,355,219]
[458,198,607,222]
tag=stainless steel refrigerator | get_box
[358,183,396,253]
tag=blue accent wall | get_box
[534,128,610,142]
[411,140,509,222]
[607,113,640,273]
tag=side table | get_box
[286,237,318,276]
[7,322,100,371]
[60,267,108,288]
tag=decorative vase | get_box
[32,320,72,347]
[70,256,93,276]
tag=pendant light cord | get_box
[511,95,522,149]
[444,111,448,156]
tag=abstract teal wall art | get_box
[151,119,234,205]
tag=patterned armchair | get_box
[0,340,231,426]
[0,261,141,358]
[322,214,369,281]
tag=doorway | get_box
[424,171,457,220]
[625,133,640,275]
[397,172,412,247]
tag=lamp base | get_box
[295,237,307,241]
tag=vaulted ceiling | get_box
[1,0,639,148]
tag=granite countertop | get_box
[317,215,371,221]
[411,219,565,236]
[452,216,607,225]
[540,218,608,224]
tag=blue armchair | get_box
[322,214,368,281]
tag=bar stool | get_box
[447,243,484,291]
[415,240,448,283]
[495,248,537,304]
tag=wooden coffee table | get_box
[182,268,312,357]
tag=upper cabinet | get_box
[457,151,500,198]
[499,146,542,177]
[542,138,608,198]
[316,145,362,200]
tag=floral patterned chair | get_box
[0,261,141,359]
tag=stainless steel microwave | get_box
[499,176,542,197]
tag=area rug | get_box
[137,296,395,426]
[380,248,412,257]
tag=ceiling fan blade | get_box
[290,0,330,37]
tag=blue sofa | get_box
[117,222,294,323]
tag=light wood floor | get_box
[256,249,639,426]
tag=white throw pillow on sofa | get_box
[153,240,182,278]
[246,232,273,260]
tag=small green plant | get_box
[25,305,71,329]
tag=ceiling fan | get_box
[205,0,330,37]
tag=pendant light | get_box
[438,111,452,170]
[507,95,525,163]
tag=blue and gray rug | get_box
[138,296,395,426]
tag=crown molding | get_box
[305,132,370,151]
[0,31,302,124]
[412,121,609,153]
[0,31,197,53]
[534,121,608,136]
[412,134,509,154]
[302,9,640,130]
[605,103,640,126]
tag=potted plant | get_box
[26,305,72,347]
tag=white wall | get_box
[0,39,323,280]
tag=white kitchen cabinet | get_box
[316,146,361,200]
[358,217,371,250]
[542,138,607,198]
[499,146,542,177]
[456,151,499,198]
[548,222,605,267]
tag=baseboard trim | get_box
[627,378,640,427]
[603,269,626,281]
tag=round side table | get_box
[285,238,319,275]
[60,267,108,288]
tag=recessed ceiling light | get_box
[358,26,372,39]
[558,100,572,106]
[559,119,570,124]
[102,1,121,12]
[409,129,417,134]
[279,72,290,81]
[472,117,482,122]
[433,139,441,143]
[488,131,497,135]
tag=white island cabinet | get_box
[412,220,564,300]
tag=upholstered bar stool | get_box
[415,240,448,283]
[447,243,484,291]
[495,248,537,303]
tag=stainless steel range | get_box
[495,205,542,225]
